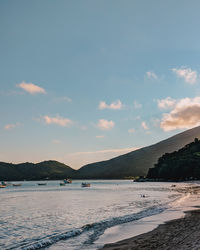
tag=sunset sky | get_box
[1,0,200,168]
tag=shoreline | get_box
[100,184,200,250]
[101,209,200,249]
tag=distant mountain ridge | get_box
[0,160,75,181]
[74,126,200,179]
[1,126,200,180]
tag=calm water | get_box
[0,180,192,249]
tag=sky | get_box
[1,0,200,169]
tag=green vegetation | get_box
[2,126,200,180]
[0,160,75,181]
[147,138,200,181]
[74,126,200,179]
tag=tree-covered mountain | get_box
[2,126,200,180]
[0,160,75,181]
[74,126,200,179]
[147,138,200,181]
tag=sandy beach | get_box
[102,186,200,250]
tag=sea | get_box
[0,180,199,250]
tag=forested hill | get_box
[74,126,200,179]
[147,138,200,181]
[2,126,200,180]
[0,160,75,181]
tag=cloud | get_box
[69,147,140,157]
[133,101,142,109]
[65,146,140,169]
[52,139,61,144]
[97,119,115,130]
[141,121,149,130]
[17,81,46,94]
[98,100,123,110]
[172,67,197,84]
[4,122,21,130]
[53,96,72,103]
[96,135,105,139]
[160,96,200,131]
[43,115,72,127]
[128,128,135,134]
[157,97,176,109]
[146,71,158,80]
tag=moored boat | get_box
[64,179,72,184]
[81,183,90,187]
[12,183,22,187]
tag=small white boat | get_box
[81,183,90,187]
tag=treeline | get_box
[147,138,200,181]
[0,160,75,181]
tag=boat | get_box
[64,179,72,184]
[37,183,47,186]
[12,183,22,187]
[81,183,90,187]
[0,185,6,188]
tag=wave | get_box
[10,204,168,250]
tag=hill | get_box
[0,160,75,181]
[75,126,200,179]
[147,138,200,181]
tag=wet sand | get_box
[102,185,200,250]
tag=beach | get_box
[102,186,200,250]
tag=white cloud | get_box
[98,100,123,110]
[4,122,21,130]
[141,121,149,130]
[43,115,72,127]
[128,128,135,134]
[133,101,142,109]
[17,81,46,94]
[157,97,176,109]
[97,119,115,130]
[172,67,197,84]
[160,96,200,131]
[146,71,158,80]
[96,135,105,139]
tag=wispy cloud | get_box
[160,96,200,131]
[69,147,140,157]
[128,128,135,134]
[97,119,115,130]
[17,81,46,94]
[96,135,105,139]
[4,122,21,130]
[172,67,197,84]
[43,115,72,127]
[141,121,149,130]
[98,100,123,110]
[157,97,176,110]
[52,139,62,144]
[53,96,72,103]
[146,71,158,80]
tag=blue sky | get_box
[1,0,200,169]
